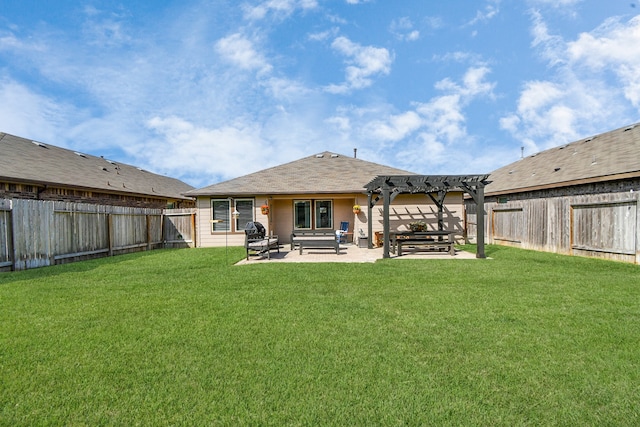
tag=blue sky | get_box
[1,0,639,188]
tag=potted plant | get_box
[260,204,269,215]
[352,204,361,214]
[409,221,427,232]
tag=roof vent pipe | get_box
[354,148,357,158]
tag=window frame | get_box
[234,198,255,232]
[293,199,335,230]
[315,200,333,229]
[211,199,230,232]
[293,200,312,230]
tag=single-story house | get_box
[476,122,640,264]
[0,132,195,209]
[185,151,471,249]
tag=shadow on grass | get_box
[458,243,504,258]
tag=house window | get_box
[294,200,334,230]
[315,200,333,229]
[211,199,230,232]
[294,200,311,229]
[235,199,254,231]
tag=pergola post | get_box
[427,190,447,233]
[367,192,373,249]
[475,185,486,259]
[382,186,391,258]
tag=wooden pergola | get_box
[363,175,491,259]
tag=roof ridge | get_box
[1,132,194,199]
[187,150,416,195]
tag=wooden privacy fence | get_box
[0,199,196,272]
[465,192,640,264]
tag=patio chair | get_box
[337,221,349,243]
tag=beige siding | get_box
[195,196,270,248]
[271,199,293,243]
[271,195,358,244]
[333,199,355,241]
[352,195,368,244]
[195,192,466,248]
[368,192,465,242]
[196,194,361,246]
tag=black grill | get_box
[244,221,266,239]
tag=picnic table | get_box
[391,230,455,256]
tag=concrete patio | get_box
[235,243,480,265]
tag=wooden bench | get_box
[397,238,455,256]
[245,236,280,259]
[290,231,340,254]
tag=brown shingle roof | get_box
[0,132,194,200]
[186,151,416,196]
[486,123,640,195]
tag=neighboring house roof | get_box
[486,122,640,196]
[0,132,194,200]
[186,151,416,196]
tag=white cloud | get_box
[367,111,423,142]
[215,33,273,74]
[390,17,420,41]
[529,10,566,66]
[516,80,563,114]
[262,76,313,101]
[334,66,496,173]
[432,51,486,66]
[528,0,582,7]
[308,27,340,42]
[325,115,350,133]
[407,31,420,41]
[145,116,270,185]
[431,67,494,103]
[325,36,393,93]
[502,12,640,153]
[401,67,495,171]
[242,0,318,21]
[81,6,132,47]
[0,77,74,143]
[423,16,444,31]
[0,31,45,52]
[415,71,489,140]
[567,15,640,107]
[415,95,466,144]
[467,0,501,26]
[502,76,614,152]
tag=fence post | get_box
[108,213,114,257]
[191,212,196,248]
[161,212,166,248]
[146,214,152,251]
[636,197,640,265]
[10,206,15,271]
[3,199,16,271]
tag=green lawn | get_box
[1,246,639,426]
